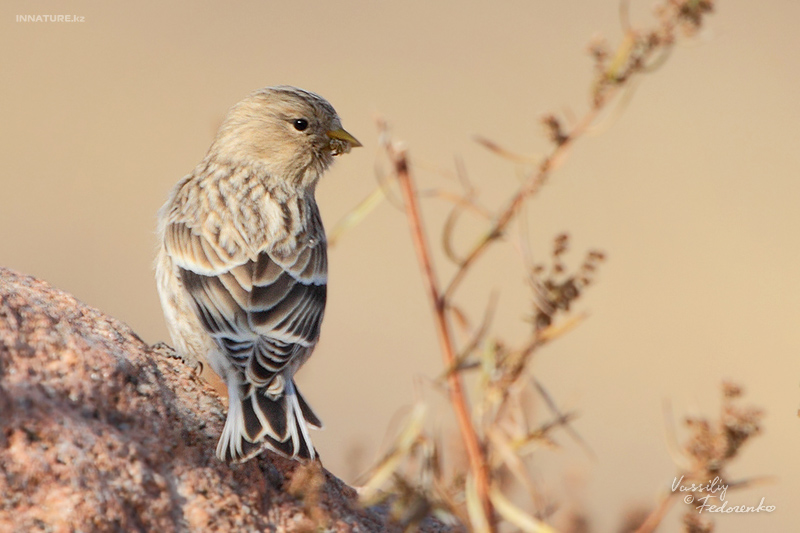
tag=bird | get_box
[155,86,360,463]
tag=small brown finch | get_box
[155,86,360,462]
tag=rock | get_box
[0,268,452,532]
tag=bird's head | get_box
[208,86,361,188]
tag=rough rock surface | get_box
[0,268,451,532]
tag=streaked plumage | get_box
[156,86,359,462]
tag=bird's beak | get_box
[326,127,362,148]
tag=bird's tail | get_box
[216,378,322,463]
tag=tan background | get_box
[1,1,798,530]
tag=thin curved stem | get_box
[388,143,496,532]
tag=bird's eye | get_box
[293,119,309,131]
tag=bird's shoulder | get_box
[163,159,325,274]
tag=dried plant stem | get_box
[442,0,705,301]
[444,108,598,301]
[634,492,677,533]
[389,144,495,531]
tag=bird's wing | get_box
[164,219,327,386]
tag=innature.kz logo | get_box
[16,15,85,23]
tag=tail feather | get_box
[295,386,323,429]
[254,390,287,438]
[216,378,321,463]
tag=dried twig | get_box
[383,135,496,531]
[635,382,768,533]
[444,0,715,301]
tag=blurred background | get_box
[1,1,798,530]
